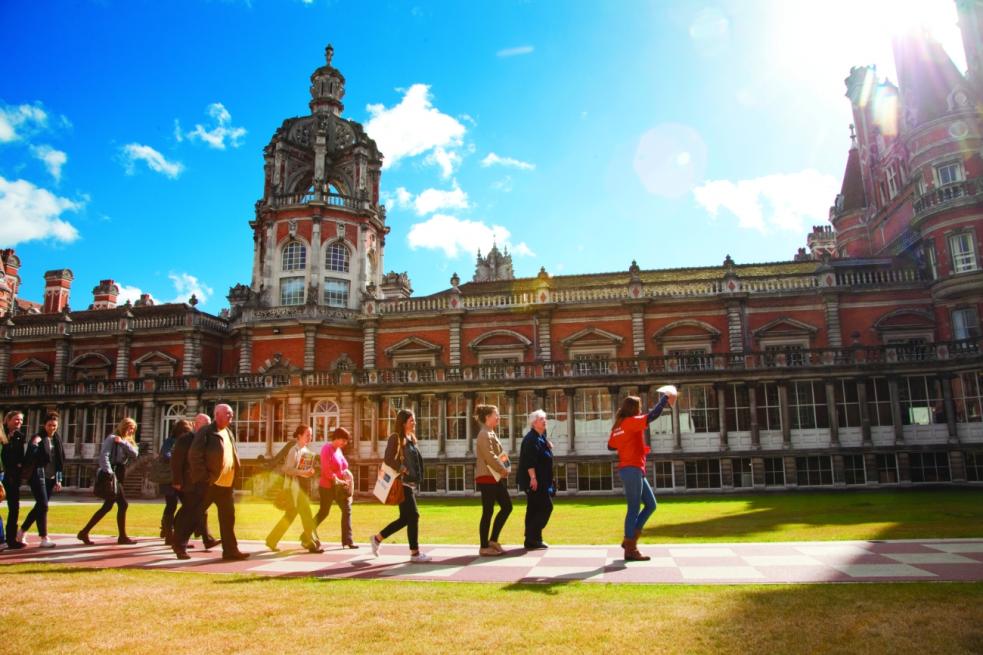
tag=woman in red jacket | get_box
[608,391,674,561]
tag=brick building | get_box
[1,9,982,497]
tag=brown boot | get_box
[623,538,651,562]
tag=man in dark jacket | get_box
[167,417,216,548]
[172,404,248,560]
[518,410,554,550]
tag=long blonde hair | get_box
[115,417,138,444]
[1,410,24,445]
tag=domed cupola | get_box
[309,44,346,116]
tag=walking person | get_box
[370,409,430,562]
[156,421,179,544]
[77,418,140,545]
[474,404,512,556]
[20,412,65,548]
[172,404,249,561]
[1,410,30,550]
[266,425,322,553]
[313,427,357,549]
[169,418,217,551]
[608,391,675,561]
[518,409,554,550]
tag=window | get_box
[545,391,569,440]
[478,356,520,380]
[573,353,611,376]
[82,407,98,444]
[924,242,939,280]
[899,375,942,425]
[789,381,829,430]
[867,378,893,426]
[667,347,713,371]
[965,451,983,482]
[796,456,833,486]
[949,232,978,273]
[281,241,307,271]
[953,308,981,340]
[474,392,509,439]
[724,384,751,432]
[577,462,613,491]
[886,164,899,199]
[356,465,372,493]
[909,452,951,483]
[764,344,805,367]
[270,400,285,443]
[887,337,930,362]
[955,371,983,423]
[764,457,785,486]
[230,400,266,443]
[843,454,866,485]
[279,276,305,305]
[834,380,861,428]
[575,388,611,437]
[358,398,375,442]
[310,400,340,442]
[731,457,753,488]
[876,453,899,483]
[680,384,718,433]
[64,407,80,445]
[653,461,674,489]
[685,459,721,489]
[413,395,438,441]
[447,464,465,492]
[553,463,568,492]
[446,394,467,440]
[106,404,129,439]
[380,396,406,440]
[936,161,963,186]
[325,241,350,273]
[756,383,782,431]
[420,465,438,492]
[323,278,350,307]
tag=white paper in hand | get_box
[656,385,678,397]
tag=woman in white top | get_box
[266,425,322,553]
[77,418,140,545]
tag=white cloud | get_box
[491,176,513,192]
[497,45,534,57]
[693,169,839,233]
[364,84,466,176]
[120,144,184,179]
[407,214,535,258]
[168,272,213,305]
[0,102,48,142]
[481,152,535,170]
[173,119,184,143]
[116,284,148,306]
[0,175,82,245]
[30,145,67,182]
[413,184,469,215]
[184,102,246,150]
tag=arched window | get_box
[310,400,340,442]
[281,241,307,272]
[160,403,189,444]
[325,241,350,273]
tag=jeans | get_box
[267,478,318,548]
[524,489,553,546]
[619,466,656,540]
[380,486,419,550]
[203,484,239,556]
[4,475,20,545]
[160,487,179,536]
[477,480,512,548]
[80,480,129,537]
[22,472,56,537]
[314,485,354,545]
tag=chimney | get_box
[43,269,74,314]
[134,293,155,307]
[91,279,120,310]
[2,248,21,298]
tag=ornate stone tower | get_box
[473,243,514,282]
[236,45,388,315]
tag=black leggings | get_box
[478,480,512,548]
[81,478,129,537]
[380,486,419,550]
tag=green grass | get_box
[3,564,982,655]
[42,487,983,545]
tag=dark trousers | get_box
[80,481,128,537]
[3,475,19,544]
[202,484,238,556]
[267,480,317,548]
[22,473,56,537]
[477,480,512,548]
[160,487,179,536]
[524,489,553,546]
[380,486,419,550]
[314,485,354,545]
[172,486,213,547]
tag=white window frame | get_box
[323,277,350,307]
[309,399,340,442]
[952,307,981,341]
[665,341,713,372]
[446,464,466,493]
[886,164,899,199]
[948,231,979,274]
[281,241,307,272]
[568,345,616,376]
[279,276,305,306]
[324,240,351,273]
[760,337,810,367]
[935,160,964,186]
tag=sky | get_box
[0,0,968,310]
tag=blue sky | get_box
[0,0,966,309]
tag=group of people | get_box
[0,389,675,562]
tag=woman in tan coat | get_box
[474,404,512,556]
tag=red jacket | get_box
[607,416,650,469]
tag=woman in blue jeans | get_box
[607,392,674,561]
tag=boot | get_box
[623,537,651,562]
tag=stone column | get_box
[778,382,791,448]
[437,393,447,456]
[857,377,873,446]
[286,392,303,434]
[262,222,275,305]
[54,336,70,382]
[537,311,553,360]
[362,319,378,369]
[630,304,646,356]
[310,216,322,301]
[140,396,156,456]
[671,400,682,451]
[641,384,652,447]
[716,383,728,451]
[448,314,463,366]
[748,384,760,449]
[825,380,839,446]
[726,300,745,353]
[940,373,959,444]
[565,388,577,454]
[823,293,843,348]
[374,396,383,456]
[350,395,361,463]
[182,329,201,377]
[115,334,131,380]
[506,390,518,454]
[888,376,904,445]
[0,339,11,383]
[303,323,317,372]
[238,328,252,375]
[465,392,475,455]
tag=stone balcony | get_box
[912,176,983,224]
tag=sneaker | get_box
[370,535,381,557]
[16,528,25,543]
[488,540,505,554]
[0,543,7,552]
[409,551,432,563]
[39,537,56,548]
[6,541,26,550]
[479,546,500,557]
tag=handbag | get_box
[384,437,405,505]
[93,469,117,502]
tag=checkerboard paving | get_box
[3,535,982,584]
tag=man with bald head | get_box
[173,404,248,560]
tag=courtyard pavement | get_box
[3,534,983,584]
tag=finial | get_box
[325,44,334,66]
[450,272,460,288]
[189,294,199,307]
[849,124,857,148]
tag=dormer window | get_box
[281,241,307,271]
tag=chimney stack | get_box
[91,279,120,310]
[43,269,74,314]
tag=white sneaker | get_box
[370,535,381,557]
[0,542,7,552]
[410,551,432,563]
[17,528,25,543]
[39,537,56,548]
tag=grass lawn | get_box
[37,487,983,545]
[3,563,982,655]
